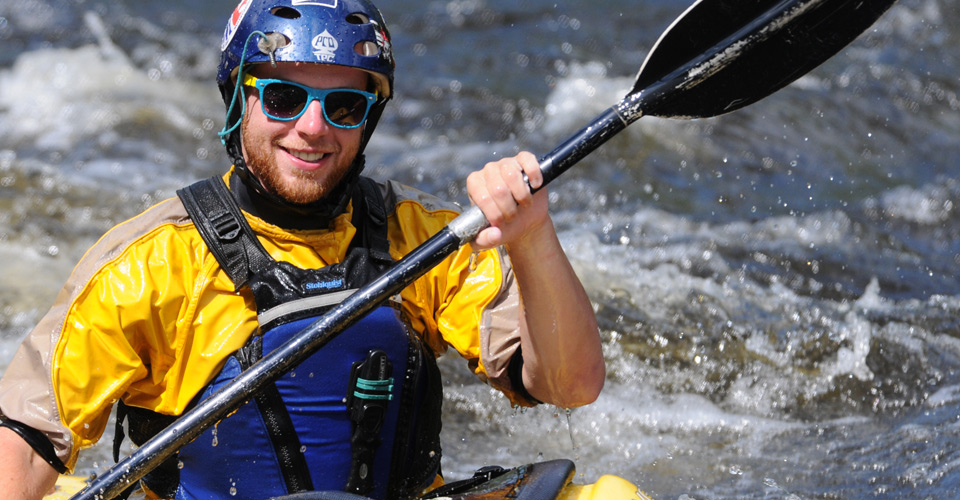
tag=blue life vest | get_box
[175,305,422,500]
[114,176,442,500]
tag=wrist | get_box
[504,217,561,265]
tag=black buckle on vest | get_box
[211,211,242,242]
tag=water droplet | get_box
[229,486,237,496]
[468,251,479,273]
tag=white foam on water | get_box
[440,363,802,488]
[540,59,707,155]
[0,45,210,149]
[542,61,630,134]
[0,10,221,178]
[865,179,959,226]
[553,204,959,424]
[927,384,960,408]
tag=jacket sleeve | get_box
[442,244,537,408]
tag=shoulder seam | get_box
[379,179,463,218]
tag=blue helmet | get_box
[217,0,394,155]
[217,0,394,101]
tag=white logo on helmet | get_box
[292,0,338,6]
[372,21,393,65]
[222,0,254,51]
[312,31,339,63]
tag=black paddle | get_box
[71,0,896,498]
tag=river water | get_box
[1,0,958,498]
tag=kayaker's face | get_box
[240,62,367,205]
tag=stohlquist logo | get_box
[305,279,343,291]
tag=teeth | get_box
[291,150,326,162]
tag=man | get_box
[0,1,604,498]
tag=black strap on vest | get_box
[235,336,315,493]
[112,402,180,499]
[177,176,273,288]
[177,177,306,493]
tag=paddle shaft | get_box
[71,0,895,497]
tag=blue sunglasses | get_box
[242,74,378,129]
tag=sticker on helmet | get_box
[222,0,254,51]
[312,30,339,63]
[292,0,338,7]
[372,21,393,65]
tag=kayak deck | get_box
[49,460,651,499]
[46,475,91,499]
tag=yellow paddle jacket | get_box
[0,173,531,471]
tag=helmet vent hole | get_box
[346,13,370,25]
[355,41,379,57]
[270,7,301,19]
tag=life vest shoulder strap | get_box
[350,176,392,264]
[176,176,272,289]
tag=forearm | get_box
[465,151,604,406]
[508,220,605,408]
[0,427,60,500]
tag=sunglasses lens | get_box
[323,91,370,127]
[255,79,371,127]
[262,82,308,119]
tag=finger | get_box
[483,161,521,222]
[516,151,543,190]
[497,159,533,209]
[466,169,504,226]
[473,226,504,250]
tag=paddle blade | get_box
[634,0,897,119]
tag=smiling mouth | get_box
[289,150,328,163]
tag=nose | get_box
[294,98,330,136]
